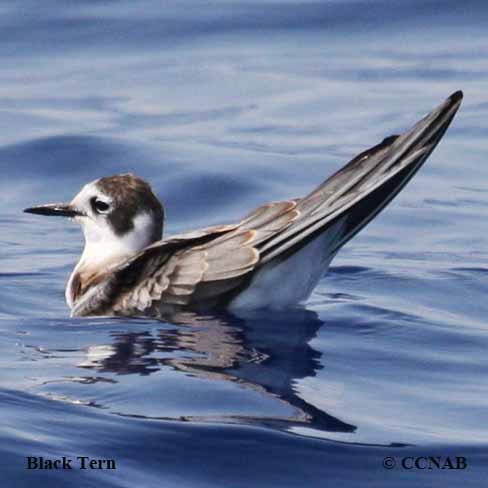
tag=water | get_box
[1,1,488,486]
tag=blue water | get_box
[1,1,488,486]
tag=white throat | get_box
[66,212,155,307]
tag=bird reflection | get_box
[77,309,356,434]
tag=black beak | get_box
[23,203,83,218]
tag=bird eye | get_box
[91,197,110,214]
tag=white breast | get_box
[65,212,154,308]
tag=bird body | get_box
[24,91,463,318]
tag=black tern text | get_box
[26,456,116,470]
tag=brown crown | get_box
[96,173,164,240]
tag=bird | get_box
[24,91,463,318]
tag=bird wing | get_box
[257,90,463,263]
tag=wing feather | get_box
[258,93,462,263]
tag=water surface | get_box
[1,1,488,486]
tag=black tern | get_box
[24,91,463,317]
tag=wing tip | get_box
[449,90,463,104]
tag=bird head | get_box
[24,173,164,259]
